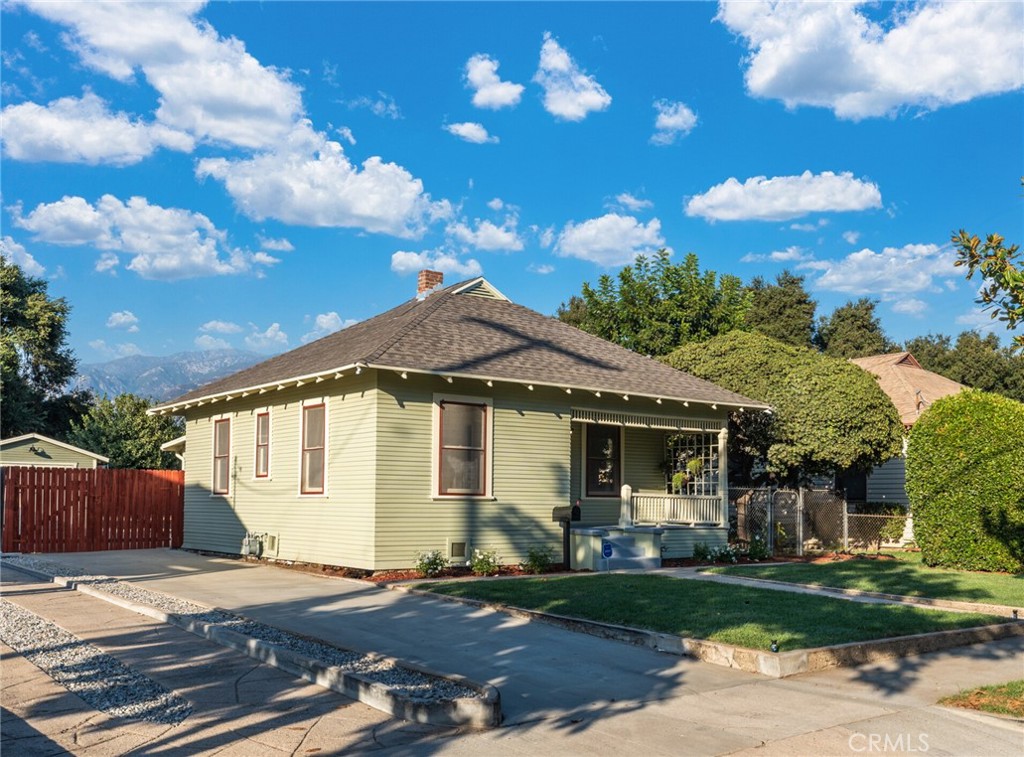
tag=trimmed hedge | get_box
[906,391,1024,573]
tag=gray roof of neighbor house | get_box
[154,278,767,412]
[850,352,966,427]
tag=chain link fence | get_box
[729,487,908,556]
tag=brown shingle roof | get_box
[850,352,966,426]
[157,278,766,410]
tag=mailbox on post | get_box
[552,502,581,568]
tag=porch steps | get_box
[597,536,662,572]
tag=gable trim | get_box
[571,408,725,432]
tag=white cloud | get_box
[650,99,697,145]
[465,54,524,109]
[95,252,119,274]
[533,32,611,121]
[716,1,1024,120]
[391,250,482,278]
[537,225,556,248]
[444,121,498,144]
[487,198,504,211]
[528,263,555,275]
[12,194,275,280]
[843,230,861,245]
[0,236,45,276]
[555,214,667,266]
[200,320,243,334]
[448,216,523,252]
[790,219,828,232]
[88,339,141,358]
[614,192,653,212]
[106,310,139,332]
[1,90,193,165]
[344,92,402,119]
[891,298,927,317]
[740,246,813,264]
[685,170,882,222]
[955,308,1004,334]
[196,124,447,238]
[257,235,294,252]
[22,0,304,149]
[245,322,288,353]
[195,334,230,351]
[813,243,958,294]
[301,311,356,343]
[336,126,356,145]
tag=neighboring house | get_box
[849,352,966,505]
[151,272,766,571]
[0,433,109,469]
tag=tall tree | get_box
[1,259,90,439]
[906,331,1024,403]
[664,331,903,483]
[68,393,183,469]
[744,270,816,348]
[557,250,750,356]
[815,298,895,358]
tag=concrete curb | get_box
[5,562,501,729]
[396,583,1024,679]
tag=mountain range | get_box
[75,349,264,402]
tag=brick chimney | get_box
[417,269,444,295]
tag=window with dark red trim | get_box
[301,404,325,494]
[213,418,230,494]
[438,401,486,495]
[255,412,270,478]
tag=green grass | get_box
[705,553,1024,607]
[941,680,1024,718]
[421,574,1003,650]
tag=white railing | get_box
[624,487,724,527]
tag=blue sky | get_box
[2,1,1021,363]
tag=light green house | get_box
[151,273,766,571]
[0,433,109,469]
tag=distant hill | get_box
[75,349,264,402]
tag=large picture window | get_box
[301,404,325,494]
[255,412,270,478]
[439,401,486,495]
[665,432,719,496]
[213,418,230,494]
[586,425,620,497]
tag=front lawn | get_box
[705,553,1024,607]
[941,680,1024,718]
[421,574,1002,650]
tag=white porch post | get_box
[619,484,633,528]
[718,426,729,527]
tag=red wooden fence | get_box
[1,466,184,553]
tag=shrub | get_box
[414,549,449,578]
[470,549,501,576]
[520,545,554,574]
[906,391,1024,573]
[746,534,772,561]
[711,544,740,563]
[692,542,712,562]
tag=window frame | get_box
[299,402,327,496]
[212,417,231,495]
[254,410,270,479]
[432,393,494,499]
[584,423,622,498]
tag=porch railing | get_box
[621,485,724,527]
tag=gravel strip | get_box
[0,599,192,725]
[3,555,477,702]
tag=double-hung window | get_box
[255,412,270,478]
[585,425,620,497]
[301,404,325,494]
[438,401,487,496]
[213,418,230,494]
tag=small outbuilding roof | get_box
[0,433,110,463]
[850,352,966,427]
[154,277,766,414]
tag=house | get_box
[150,272,767,571]
[0,433,109,469]
[849,352,966,504]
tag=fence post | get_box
[619,484,633,528]
[796,488,804,557]
[842,499,849,551]
[767,488,774,554]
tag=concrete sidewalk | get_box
[14,549,1024,756]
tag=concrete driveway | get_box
[10,549,1024,755]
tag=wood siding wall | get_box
[181,372,378,566]
[866,456,910,506]
[0,438,101,469]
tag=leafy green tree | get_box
[744,270,816,348]
[953,228,1023,351]
[557,250,750,356]
[664,331,903,482]
[1,259,90,439]
[905,331,1024,403]
[815,298,895,358]
[68,393,183,469]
